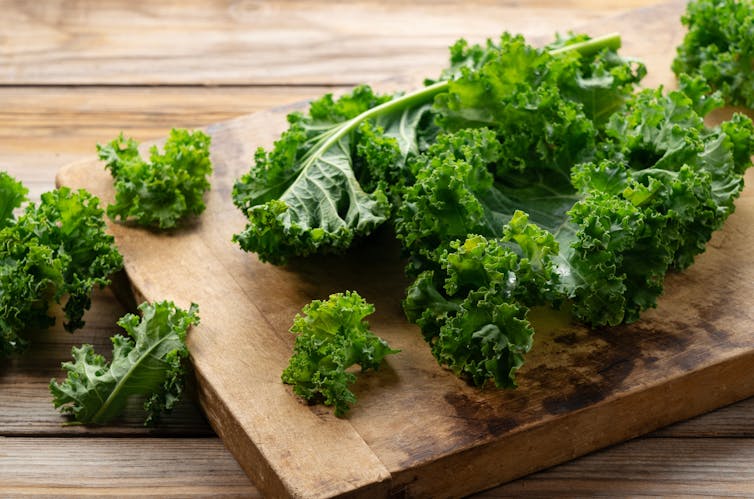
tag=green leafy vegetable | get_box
[97,129,213,229]
[672,0,754,108]
[0,171,27,228]
[399,75,753,386]
[281,291,398,416]
[235,29,754,392]
[232,86,436,264]
[404,213,558,387]
[50,300,200,425]
[1,176,123,356]
[232,33,625,264]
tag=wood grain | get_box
[0,437,258,497]
[482,438,754,497]
[0,87,333,202]
[3,436,754,498]
[0,0,657,85]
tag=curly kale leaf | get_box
[281,291,398,416]
[232,34,625,266]
[1,181,123,356]
[672,0,754,108]
[404,213,558,388]
[434,33,644,176]
[0,232,63,355]
[0,171,27,228]
[50,301,199,425]
[98,129,212,229]
[400,77,753,334]
[232,85,436,264]
[397,75,753,383]
[395,128,506,274]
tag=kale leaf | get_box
[98,129,212,229]
[404,214,558,387]
[232,86,435,264]
[232,33,624,264]
[50,300,199,425]
[0,171,27,228]
[1,176,123,356]
[672,0,754,108]
[399,75,753,386]
[281,291,398,416]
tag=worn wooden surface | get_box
[5,0,754,496]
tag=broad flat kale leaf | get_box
[98,129,212,229]
[50,300,199,425]
[232,86,435,264]
[281,291,398,416]
[1,178,123,356]
[672,0,754,108]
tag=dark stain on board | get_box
[441,312,706,447]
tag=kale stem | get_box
[299,32,622,173]
[300,80,447,168]
[548,32,621,56]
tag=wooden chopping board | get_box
[56,1,754,497]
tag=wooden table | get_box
[2,0,754,496]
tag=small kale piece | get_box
[672,0,754,108]
[281,291,398,416]
[50,300,199,425]
[0,171,27,228]
[97,129,212,229]
[1,179,123,356]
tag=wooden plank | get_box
[3,436,754,498]
[0,0,655,85]
[0,437,258,497]
[56,2,754,496]
[483,438,754,497]
[651,397,754,438]
[0,86,333,202]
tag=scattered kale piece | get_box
[1,174,123,356]
[281,291,398,416]
[50,300,199,426]
[98,129,212,229]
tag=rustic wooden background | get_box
[2,0,754,496]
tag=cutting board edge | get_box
[193,365,394,499]
[388,347,754,497]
